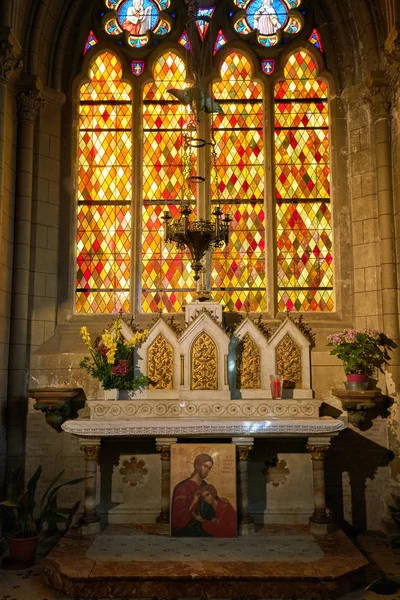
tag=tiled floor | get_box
[0,527,399,599]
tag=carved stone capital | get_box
[16,87,44,122]
[0,39,22,82]
[81,445,100,461]
[385,28,400,83]
[156,445,171,461]
[366,71,393,119]
[237,445,252,461]
[306,443,329,461]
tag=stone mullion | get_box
[7,83,43,474]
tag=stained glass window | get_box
[141,53,196,313]
[275,51,333,312]
[76,52,132,314]
[212,53,266,311]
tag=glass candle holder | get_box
[270,375,283,399]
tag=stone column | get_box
[232,437,255,534]
[155,437,177,532]
[306,438,332,535]
[7,81,43,476]
[79,438,101,534]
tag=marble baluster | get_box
[155,437,177,533]
[232,437,255,534]
[79,438,101,534]
[306,437,332,535]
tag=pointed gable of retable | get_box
[268,318,311,390]
[231,317,271,392]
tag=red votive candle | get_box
[273,378,280,398]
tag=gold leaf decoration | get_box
[148,334,173,389]
[191,333,218,390]
[237,334,261,389]
[276,333,302,388]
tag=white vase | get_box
[103,389,135,401]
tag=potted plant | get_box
[0,465,86,566]
[327,328,396,389]
[79,316,149,399]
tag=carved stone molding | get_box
[81,445,100,461]
[148,334,173,390]
[276,334,302,388]
[306,444,330,461]
[237,334,261,389]
[0,40,22,82]
[156,445,171,461]
[16,87,44,122]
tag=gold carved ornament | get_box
[306,444,330,460]
[81,445,100,461]
[191,332,218,390]
[156,445,171,461]
[148,334,173,390]
[276,334,302,388]
[237,334,261,389]
[237,446,252,461]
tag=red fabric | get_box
[122,18,141,34]
[171,479,201,530]
[202,499,237,537]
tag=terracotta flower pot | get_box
[7,534,39,566]
[346,373,366,383]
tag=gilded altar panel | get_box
[237,334,261,389]
[191,332,218,390]
[148,334,173,390]
[276,333,302,388]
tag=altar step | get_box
[43,524,368,599]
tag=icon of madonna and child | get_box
[170,445,237,538]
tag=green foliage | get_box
[0,466,86,538]
[327,329,396,377]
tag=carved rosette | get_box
[16,87,44,122]
[120,457,148,487]
[148,334,173,390]
[276,334,302,388]
[81,445,100,461]
[191,332,218,390]
[237,334,261,389]
[0,40,22,82]
[306,444,329,460]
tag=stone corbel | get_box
[366,71,393,119]
[29,387,83,432]
[0,29,22,83]
[332,389,388,429]
[16,78,45,122]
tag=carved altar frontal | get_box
[87,303,316,421]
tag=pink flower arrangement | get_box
[111,360,129,377]
[327,328,395,376]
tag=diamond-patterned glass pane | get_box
[142,53,196,313]
[275,51,333,312]
[76,53,132,313]
[212,53,266,311]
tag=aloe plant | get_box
[1,465,86,538]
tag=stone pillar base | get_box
[77,521,101,536]
[239,521,256,535]
[155,522,170,535]
[309,520,337,536]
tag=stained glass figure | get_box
[233,0,302,47]
[213,30,228,55]
[131,60,145,75]
[118,0,159,35]
[142,53,196,313]
[83,31,98,54]
[275,51,333,312]
[76,53,132,314]
[195,7,215,40]
[178,30,192,51]
[212,53,266,312]
[104,0,171,47]
[261,59,275,74]
[309,28,323,52]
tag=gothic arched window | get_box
[75,26,333,315]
